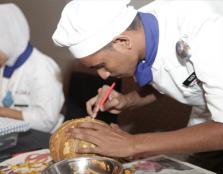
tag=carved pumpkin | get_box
[49,117,107,162]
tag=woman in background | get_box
[0,3,64,133]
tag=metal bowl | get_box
[42,156,123,174]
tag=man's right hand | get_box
[86,85,128,117]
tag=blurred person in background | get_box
[0,3,64,133]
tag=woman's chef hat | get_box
[52,0,137,58]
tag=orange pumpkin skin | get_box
[49,118,107,162]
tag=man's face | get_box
[80,46,139,80]
[0,51,7,67]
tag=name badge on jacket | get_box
[183,72,197,87]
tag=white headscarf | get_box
[52,0,137,58]
[0,3,30,66]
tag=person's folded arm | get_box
[0,107,22,120]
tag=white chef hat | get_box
[0,3,30,66]
[52,0,137,58]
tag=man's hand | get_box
[86,85,128,117]
[68,122,135,157]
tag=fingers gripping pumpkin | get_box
[49,118,107,162]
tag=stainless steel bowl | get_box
[42,156,123,174]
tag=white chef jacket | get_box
[0,48,65,133]
[139,0,223,125]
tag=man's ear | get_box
[112,35,132,50]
